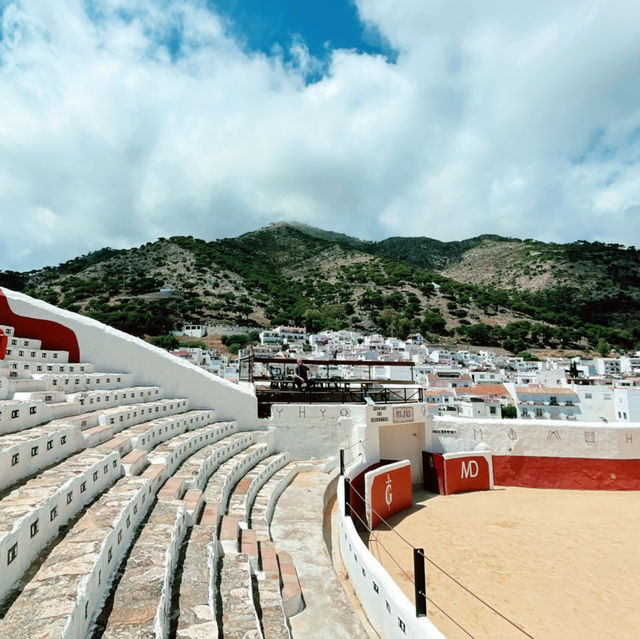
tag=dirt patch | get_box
[367,486,640,639]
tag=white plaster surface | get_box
[431,415,640,459]
[337,477,446,639]
[2,288,258,426]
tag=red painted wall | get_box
[0,328,7,359]
[0,289,80,362]
[368,463,413,528]
[444,455,492,495]
[493,455,640,490]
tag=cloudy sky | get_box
[1,0,639,270]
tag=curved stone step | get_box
[0,475,153,639]
[148,421,240,484]
[114,408,218,453]
[176,524,218,639]
[249,463,304,543]
[1,360,95,377]
[100,500,188,639]
[0,423,84,493]
[66,385,163,411]
[219,553,262,639]
[172,430,256,491]
[83,399,190,447]
[227,453,289,525]
[203,443,270,529]
[0,398,51,436]
[31,371,132,392]
[5,347,69,364]
[0,447,122,604]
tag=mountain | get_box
[1,223,639,355]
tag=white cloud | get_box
[0,0,639,270]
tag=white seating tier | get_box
[0,448,123,603]
[0,423,84,492]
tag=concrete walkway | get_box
[270,471,370,639]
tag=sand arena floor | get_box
[365,487,640,639]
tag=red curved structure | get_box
[0,289,80,363]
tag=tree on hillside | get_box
[597,338,611,357]
[150,334,179,350]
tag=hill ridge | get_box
[1,223,639,355]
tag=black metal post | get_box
[344,478,351,518]
[414,548,427,617]
[339,449,345,476]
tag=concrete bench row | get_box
[0,407,217,495]
[101,499,189,639]
[227,452,289,525]
[65,385,162,410]
[0,398,51,435]
[250,462,311,543]
[0,447,123,603]
[203,443,270,534]
[0,475,154,639]
[4,346,69,363]
[5,334,42,350]
[147,420,239,482]
[81,398,190,447]
[0,359,95,378]
[31,371,134,393]
[116,408,218,452]
[0,422,84,492]
[172,430,257,491]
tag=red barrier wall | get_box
[366,462,413,529]
[444,455,492,495]
[493,455,640,490]
[0,289,80,362]
[0,329,7,359]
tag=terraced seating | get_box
[250,462,306,542]
[147,421,241,482]
[203,443,270,525]
[172,430,256,491]
[0,422,84,492]
[66,385,162,410]
[227,452,289,525]
[5,335,42,350]
[176,524,218,638]
[101,500,188,638]
[82,398,190,447]
[0,398,51,435]
[1,359,95,377]
[31,371,134,392]
[0,475,153,639]
[0,447,122,602]
[122,409,218,452]
[97,425,264,637]
[219,552,262,639]
[4,346,70,363]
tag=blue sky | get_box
[208,0,393,72]
[0,0,639,270]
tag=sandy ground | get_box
[365,487,640,639]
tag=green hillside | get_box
[1,223,638,356]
